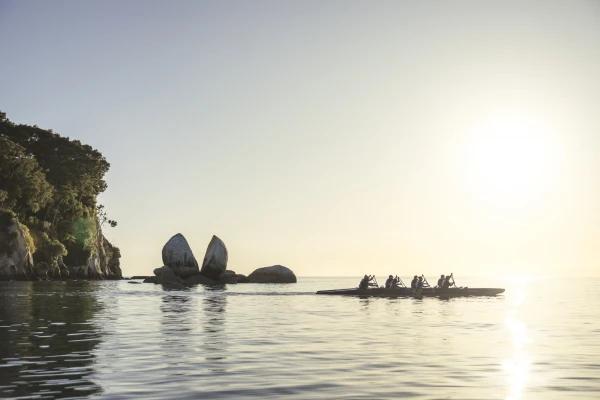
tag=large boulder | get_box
[200,235,228,279]
[247,265,297,283]
[161,233,199,278]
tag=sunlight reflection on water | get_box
[504,281,530,400]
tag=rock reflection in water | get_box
[159,292,194,375]
[202,287,227,371]
[160,293,193,329]
[157,286,228,379]
[0,281,104,399]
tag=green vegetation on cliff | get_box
[0,111,120,279]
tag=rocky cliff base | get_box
[0,210,121,281]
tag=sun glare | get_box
[461,114,562,209]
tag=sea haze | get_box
[0,277,598,399]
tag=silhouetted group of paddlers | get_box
[358,273,457,291]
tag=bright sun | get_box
[462,114,562,209]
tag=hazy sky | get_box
[1,0,599,277]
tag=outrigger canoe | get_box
[316,287,504,298]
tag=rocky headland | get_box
[0,112,121,280]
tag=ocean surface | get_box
[0,276,598,399]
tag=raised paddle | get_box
[395,275,406,288]
[449,273,457,288]
[368,275,379,288]
[421,274,432,288]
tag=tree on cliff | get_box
[0,111,120,279]
[0,136,54,216]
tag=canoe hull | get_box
[316,287,505,298]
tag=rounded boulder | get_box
[247,265,297,283]
[201,235,228,279]
[161,233,199,277]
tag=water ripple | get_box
[1,278,599,399]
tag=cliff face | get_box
[68,223,122,280]
[0,211,121,281]
[0,212,35,279]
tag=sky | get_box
[1,0,599,277]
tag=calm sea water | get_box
[0,277,599,399]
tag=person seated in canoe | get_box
[442,274,456,289]
[410,275,418,289]
[411,276,425,298]
[436,275,445,288]
[418,275,432,288]
[385,275,394,288]
[391,275,401,288]
[359,274,374,290]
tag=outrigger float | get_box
[316,287,505,298]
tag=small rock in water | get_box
[219,270,248,284]
[220,269,236,283]
[157,267,187,290]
